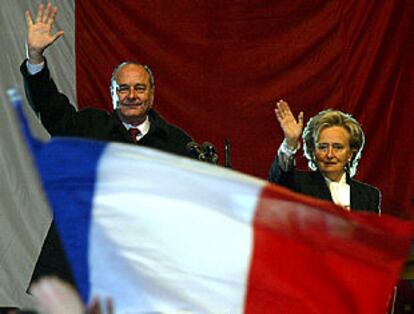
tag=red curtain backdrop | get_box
[76,0,414,218]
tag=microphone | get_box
[201,142,218,164]
[224,138,232,168]
[186,141,206,161]
[186,141,218,164]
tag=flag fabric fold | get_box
[12,93,414,313]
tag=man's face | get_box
[113,64,153,125]
[314,126,353,182]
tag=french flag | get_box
[11,89,414,313]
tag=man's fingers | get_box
[32,3,58,25]
[52,31,65,43]
[25,10,33,28]
[47,6,59,25]
[35,3,44,24]
[42,3,53,23]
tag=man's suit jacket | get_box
[20,59,193,157]
[20,59,194,287]
[268,157,381,214]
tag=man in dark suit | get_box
[22,3,193,157]
[21,3,195,286]
[268,100,380,214]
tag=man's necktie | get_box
[129,128,141,144]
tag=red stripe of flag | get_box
[245,183,413,313]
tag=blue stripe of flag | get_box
[33,138,106,302]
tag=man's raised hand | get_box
[25,3,64,64]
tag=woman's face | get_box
[314,126,353,182]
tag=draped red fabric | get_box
[76,0,414,218]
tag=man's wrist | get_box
[28,54,44,65]
[27,59,45,75]
[27,47,45,64]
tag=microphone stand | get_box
[224,138,232,168]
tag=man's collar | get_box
[122,116,150,136]
[113,108,169,138]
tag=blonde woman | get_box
[268,100,380,214]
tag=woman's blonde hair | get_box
[302,109,365,177]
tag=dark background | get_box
[76,0,414,219]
